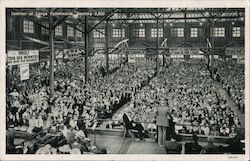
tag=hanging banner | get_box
[64,49,83,59]
[169,48,199,55]
[7,50,39,65]
[20,64,29,81]
[128,55,136,63]
[225,47,244,55]
[128,48,146,55]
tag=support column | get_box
[49,17,55,97]
[156,18,160,76]
[162,22,166,67]
[211,19,215,78]
[120,22,124,66]
[125,23,130,63]
[163,54,166,67]
[105,19,109,74]
[84,16,89,83]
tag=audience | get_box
[6,54,244,154]
[117,60,242,137]
[214,59,244,113]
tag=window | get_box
[171,28,184,37]
[93,29,105,38]
[76,26,83,38]
[41,22,49,35]
[151,28,163,37]
[67,26,74,37]
[113,29,125,38]
[23,20,34,33]
[138,28,145,37]
[190,28,198,37]
[212,27,225,37]
[133,28,145,37]
[7,18,14,32]
[232,27,240,37]
[55,25,62,36]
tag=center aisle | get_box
[99,68,157,128]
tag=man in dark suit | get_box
[156,101,170,146]
[123,112,144,140]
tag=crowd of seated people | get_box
[214,59,245,113]
[6,53,245,154]
[7,58,156,126]
[6,55,157,154]
[113,60,242,137]
[7,115,106,154]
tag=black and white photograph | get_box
[1,0,249,160]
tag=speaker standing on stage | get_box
[156,100,170,146]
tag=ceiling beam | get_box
[54,36,85,48]
[87,9,117,34]
[108,16,244,21]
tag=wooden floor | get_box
[88,134,228,154]
[88,134,166,154]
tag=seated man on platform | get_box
[122,111,145,140]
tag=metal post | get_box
[120,22,124,66]
[211,19,215,78]
[162,22,166,67]
[163,54,166,67]
[105,19,109,74]
[74,23,77,43]
[125,23,129,63]
[84,16,89,83]
[156,18,160,76]
[49,17,55,97]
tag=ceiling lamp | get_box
[204,12,209,17]
[36,14,42,19]
[170,23,173,26]
[72,13,79,19]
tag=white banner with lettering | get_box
[128,55,136,63]
[64,49,82,59]
[20,64,29,81]
[7,50,39,65]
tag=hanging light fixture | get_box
[36,14,42,19]
[72,11,79,19]
[204,11,209,17]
